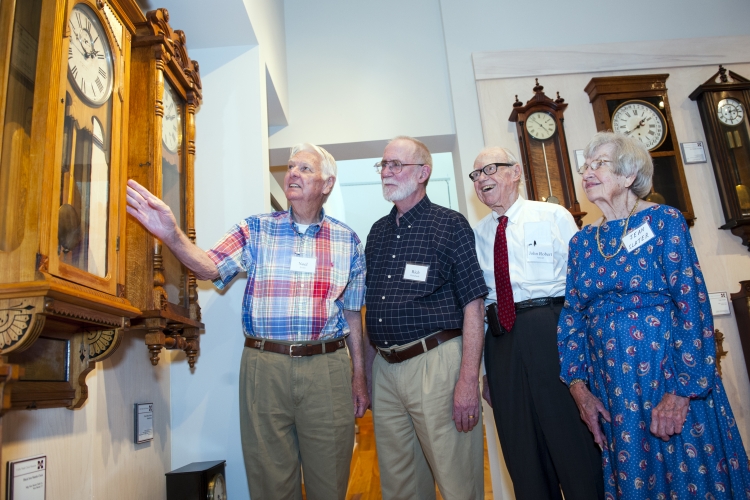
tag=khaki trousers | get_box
[239,345,354,500]
[372,337,484,500]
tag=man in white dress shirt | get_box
[470,147,603,500]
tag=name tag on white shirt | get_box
[523,221,554,281]
[291,256,317,273]
[403,263,429,282]
[622,221,655,253]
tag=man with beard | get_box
[126,143,368,500]
[363,136,488,499]
[470,147,603,500]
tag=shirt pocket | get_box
[523,221,555,282]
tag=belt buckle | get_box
[289,343,304,357]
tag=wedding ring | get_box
[468,415,475,419]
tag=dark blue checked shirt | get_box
[365,196,487,347]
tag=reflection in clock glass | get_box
[161,81,187,307]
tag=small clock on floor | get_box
[166,460,227,500]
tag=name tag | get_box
[527,243,553,263]
[291,256,316,273]
[622,221,655,253]
[403,263,429,282]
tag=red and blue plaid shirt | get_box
[206,209,366,341]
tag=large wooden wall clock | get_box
[509,79,586,227]
[127,8,204,367]
[690,65,750,250]
[0,0,144,411]
[585,74,696,225]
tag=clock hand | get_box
[625,118,646,135]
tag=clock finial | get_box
[555,91,565,104]
[533,78,544,93]
[718,65,728,83]
[513,95,522,108]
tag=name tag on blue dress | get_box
[622,221,655,253]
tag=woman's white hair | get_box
[289,143,337,179]
[583,132,653,198]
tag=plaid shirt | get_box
[365,196,487,347]
[206,209,366,341]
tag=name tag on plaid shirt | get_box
[403,263,429,282]
[291,256,316,273]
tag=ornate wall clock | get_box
[585,74,696,225]
[0,0,144,410]
[690,65,750,249]
[509,79,586,227]
[128,8,203,367]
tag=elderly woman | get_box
[558,131,750,499]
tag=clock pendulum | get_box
[541,142,559,204]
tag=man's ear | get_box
[418,164,432,184]
[511,163,523,183]
[323,175,336,195]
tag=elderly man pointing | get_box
[127,143,368,500]
[470,147,603,500]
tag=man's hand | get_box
[453,377,481,432]
[352,372,369,418]
[126,179,178,243]
[650,393,689,441]
[570,382,611,448]
[481,374,492,408]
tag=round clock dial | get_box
[67,4,114,106]
[717,98,744,126]
[207,472,226,500]
[526,112,557,140]
[611,100,667,151]
[162,84,181,153]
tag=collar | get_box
[389,195,431,228]
[288,206,325,235]
[491,195,524,225]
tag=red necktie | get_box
[494,216,515,332]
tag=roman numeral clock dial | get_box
[67,4,113,106]
[611,100,667,150]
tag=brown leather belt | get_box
[377,329,462,364]
[244,337,346,357]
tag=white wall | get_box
[169,45,269,500]
[1,335,172,498]
[269,0,454,150]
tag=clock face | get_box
[162,83,181,153]
[207,472,226,500]
[717,98,744,126]
[67,4,114,106]
[526,112,557,140]
[611,100,667,151]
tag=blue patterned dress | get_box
[558,205,750,499]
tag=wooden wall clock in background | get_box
[690,65,750,250]
[0,0,144,411]
[585,74,696,225]
[509,79,586,227]
[128,8,204,367]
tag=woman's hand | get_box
[570,382,611,448]
[650,393,690,441]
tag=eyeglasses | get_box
[374,160,424,174]
[577,158,612,175]
[468,163,514,182]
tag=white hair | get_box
[289,143,337,179]
[583,132,653,198]
[474,146,524,193]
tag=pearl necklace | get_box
[596,198,640,260]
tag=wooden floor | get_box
[303,410,493,499]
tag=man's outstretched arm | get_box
[126,179,219,281]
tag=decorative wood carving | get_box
[714,329,728,378]
[730,280,750,382]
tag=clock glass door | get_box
[161,81,187,307]
[524,112,568,205]
[717,94,750,217]
[0,0,43,253]
[57,2,115,279]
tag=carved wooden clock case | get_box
[509,79,586,227]
[0,0,144,410]
[690,65,750,250]
[585,74,696,225]
[127,8,203,367]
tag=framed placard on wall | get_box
[135,403,154,444]
[6,455,46,500]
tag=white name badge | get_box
[524,221,554,264]
[622,221,655,253]
[291,256,317,273]
[403,263,429,282]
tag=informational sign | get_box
[135,403,154,444]
[709,292,731,316]
[6,455,46,500]
[680,142,708,164]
